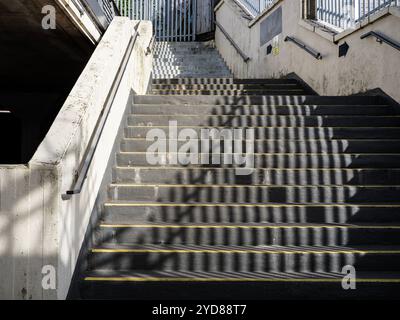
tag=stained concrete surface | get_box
[0,0,95,163]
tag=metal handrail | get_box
[361,31,400,52]
[215,21,250,62]
[285,36,322,60]
[314,0,399,31]
[109,0,121,17]
[63,27,141,200]
[146,35,156,56]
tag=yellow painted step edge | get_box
[84,277,400,283]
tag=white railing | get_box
[114,0,197,41]
[236,0,275,17]
[316,0,400,30]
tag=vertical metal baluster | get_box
[174,0,177,42]
[167,0,170,41]
[184,0,187,41]
[193,0,197,41]
[180,0,183,41]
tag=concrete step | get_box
[153,49,217,56]
[152,78,299,85]
[134,95,388,106]
[124,126,400,139]
[154,57,227,63]
[97,223,400,246]
[154,46,216,51]
[153,73,233,79]
[153,56,225,62]
[112,167,400,185]
[108,184,400,203]
[128,115,400,127]
[116,152,400,168]
[153,60,227,66]
[80,270,400,299]
[152,74,233,79]
[88,245,400,273]
[103,202,400,224]
[153,65,229,72]
[151,83,304,90]
[150,89,307,95]
[120,138,400,154]
[155,41,215,47]
[131,104,394,116]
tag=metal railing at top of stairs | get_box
[235,0,275,17]
[215,21,250,62]
[361,31,400,52]
[114,0,198,41]
[75,0,120,30]
[315,0,400,31]
[63,23,140,200]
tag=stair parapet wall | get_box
[0,17,153,300]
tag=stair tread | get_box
[84,270,400,280]
[91,244,400,253]
[99,222,400,228]
[72,69,400,299]
[110,183,400,187]
[104,201,400,207]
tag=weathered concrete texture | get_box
[0,17,153,300]
[0,0,100,163]
[215,0,400,103]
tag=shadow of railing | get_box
[96,91,400,279]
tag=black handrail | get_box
[110,0,121,17]
[285,36,322,60]
[146,35,156,56]
[215,21,250,62]
[361,31,400,52]
[63,26,141,200]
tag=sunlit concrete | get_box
[0,17,153,300]
[215,0,400,103]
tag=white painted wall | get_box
[215,0,400,103]
[0,17,153,300]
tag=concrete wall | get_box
[215,0,400,103]
[0,17,153,300]
[0,0,100,164]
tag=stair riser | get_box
[108,186,400,203]
[134,95,387,106]
[151,78,299,85]
[89,252,400,273]
[103,205,400,224]
[153,67,229,73]
[124,127,400,139]
[128,115,400,127]
[80,281,400,300]
[131,105,393,116]
[120,139,400,154]
[151,90,307,95]
[116,153,400,168]
[152,84,303,90]
[154,48,216,53]
[154,57,225,63]
[153,74,233,79]
[153,63,228,69]
[98,227,400,246]
[112,168,400,185]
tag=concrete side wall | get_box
[215,0,400,103]
[0,17,153,300]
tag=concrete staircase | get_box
[72,44,400,300]
[153,41,232,79]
